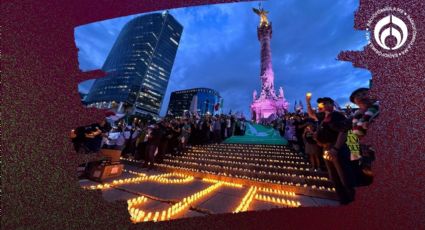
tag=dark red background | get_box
[3,0,424,229]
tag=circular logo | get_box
[366,7,416,58]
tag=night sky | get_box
[76,0,370,117]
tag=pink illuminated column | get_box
[251,7,289,123]
[258,23,276,99]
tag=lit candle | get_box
[306,92,312,98]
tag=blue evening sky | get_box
[75,0,370,117]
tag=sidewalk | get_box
[79,163,339,222]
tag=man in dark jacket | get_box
[157,120,171,163]
[169,120,181,156]
[314,97,355,205]
[72,118,111,179]
[143,124,162,170]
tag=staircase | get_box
[156,143,337,200]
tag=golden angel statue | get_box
[252,7,269,26]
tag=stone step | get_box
[180,152,313,168]
[192,144,296,153]
[155,163,338,200]
[187,149,306,161]
[121,142,337,201]
[161,160,333,187]
[120,158,337,200]
[166,155,328,178]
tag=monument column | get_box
[259,25,273,74]
[255,8,275,99]
[251,6,289,123]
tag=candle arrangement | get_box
[183,151,306,164]
[258,187,296,197]
[84,167,310,223]
[76,137,344,223]
[234,186,258,213]
[161,159,330,183]
[167,155,323,176]
[82,171,194,190]
[128,181,224,223]
[255,194,301,207]
[156,163,335,192]
[117,142,337,210]
[202,178,244,188]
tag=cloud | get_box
[75,0,371,117]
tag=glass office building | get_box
[167,88,223,117]
[85,12,183,118]
[78,79,95,105]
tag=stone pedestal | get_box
[251,97,288,123]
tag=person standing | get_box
[178,119,191,154]
[278,117,286,137]
[220,116,227,140]
[303,123,322,171]
[86,118,111,153]
[294,115,307,155]
[226,116,232,139]
[188,118,197,146]
[230,115,236,136]
[212,116,221,143]
[143,124,161,170]
[314,97,355,205]
[123,123,141,159]
[350,88,379,177]
[284,116,297,148]
[201,117,210,144]
[170,120,181,155]
[135,122,148,161]
[73,117,111,179]
[157,120,171,163]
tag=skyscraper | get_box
[167,88,223,117]
[85,12,183,118]
[78,79,95,105]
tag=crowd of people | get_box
[71,87,379,205]
[71,114,247,172]
[266,87,379,204]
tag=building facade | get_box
[167,88,223,117]
[78,79,95,105]
[84,12,183,118]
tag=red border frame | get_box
[3,0,424,229]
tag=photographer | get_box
[86,118,112,153]
[71,119,110,155]
[71,117,111,179]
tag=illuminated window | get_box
[170,37,179,46]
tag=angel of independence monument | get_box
[250,7,289,123]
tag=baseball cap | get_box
[350,88,369,103]
[317,97,334,104]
